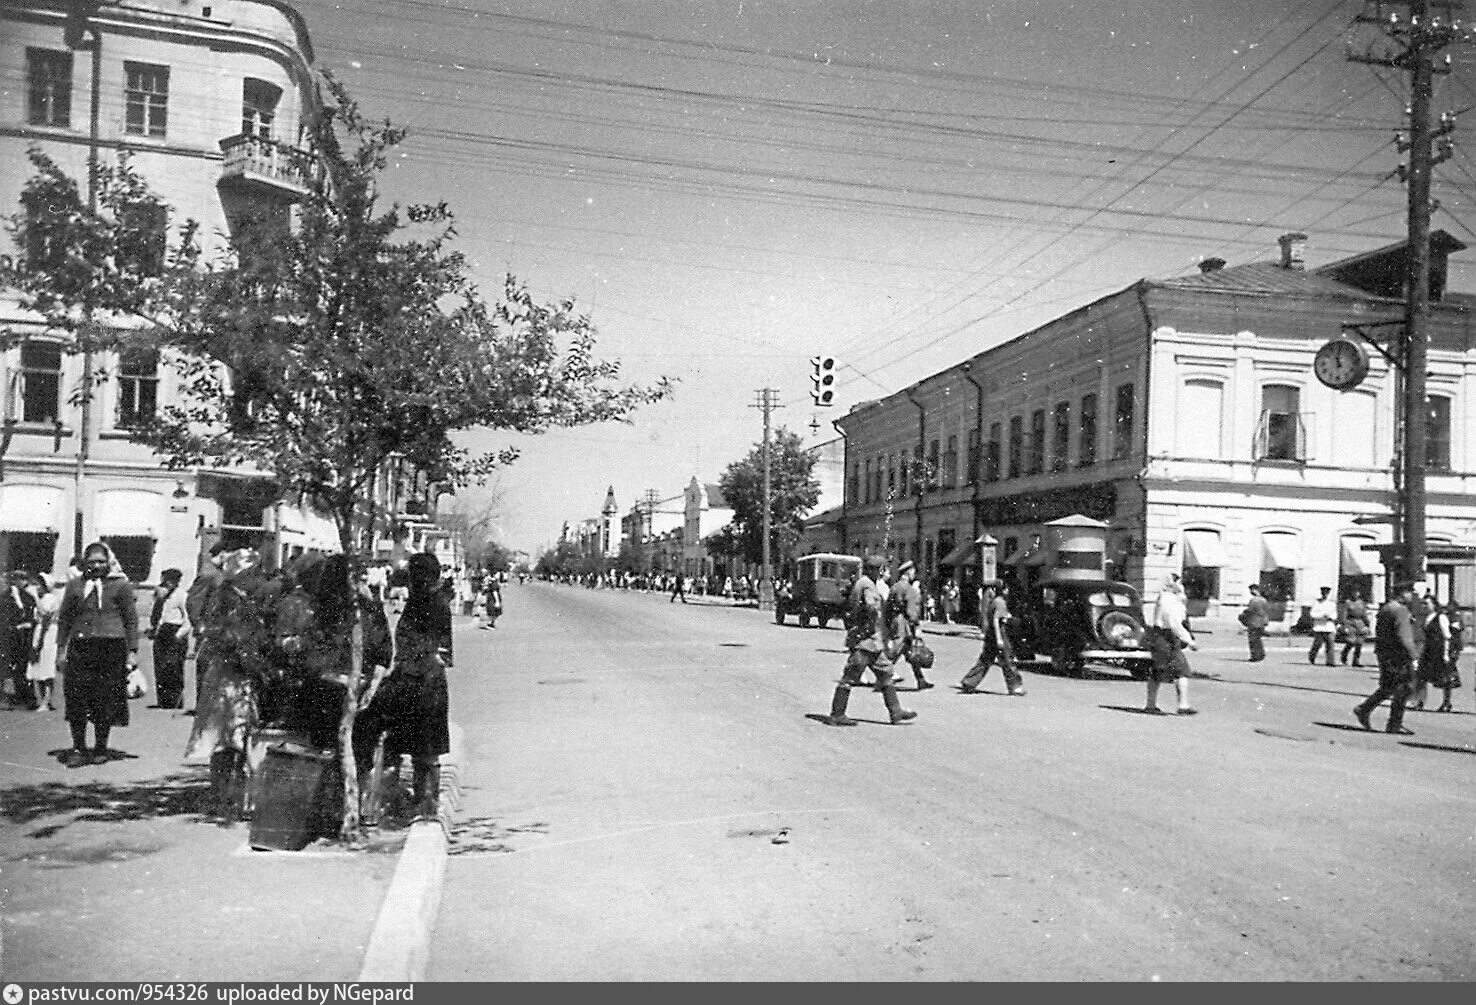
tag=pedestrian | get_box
[670,572,687,604]
[148,568,191,710]
[1308,586,1337,666]
[56,542,140,767]
[1240,583,1270,662]
[387,570,409,616]
[941,579,960,625]
[27,573,60,712]
[823,555,916,726]
[1411,599,1453,712]
[481,577,503,629]
[1144,576,1198,715]
[1405,585,1432,710]
[959,578,1026,696]
[356,552,451,819]
[887,560,932,690]
[1354,581,1419,735]
[1437,601,1464,713]
[1339,590,1370,667]
[3,569,39,709]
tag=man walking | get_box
[1354,581,1419,735]
[148,568,191,710]
[1308,586,1337,667]
[824,555,916,726]
[3,570,38,709]
[1241,584,1269,662]
[959,578,1025,696]
[887,560,932,690]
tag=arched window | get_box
[1177,378,1224,459]
[242,78,281,139]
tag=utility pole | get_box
[1350,0,1462,587]
[641,488,659,542]
[750,389,783,610]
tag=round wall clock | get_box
[1313,337,1370,391]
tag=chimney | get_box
[1278,232,1308,270]
[1198,257,1227,274]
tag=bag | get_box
[127,667,148,699]
[1238,608,1251,626]
[907,637,935,670]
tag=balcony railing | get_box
[219,134,316,198]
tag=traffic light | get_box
[810,356,836,406]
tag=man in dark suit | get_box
[3,570,38,709]
[1241,584,1270,662]
[1354,581,1419,735]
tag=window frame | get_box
[966,427,980,486]
[1255,383,1306,463]
[1079,392,1098,467]
[1052,400,1070,472]
[27,48,73,128]
[124,61,170,138]
[242,77,281,140]
[1007,416,1023,479]
[116,347,160,429]
[1112,383,1135,461]
[943,434,958,488]
[1028,408,1046,475]
[17,341,64,425]
[1427,394,1453,472]
[985,422,1002,481]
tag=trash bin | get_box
[249,743,340,851]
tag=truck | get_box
[775,552,862,628]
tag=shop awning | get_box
[94,489,166,538]
[1183,530,1227,568]
[1341,539,1383,576]
[1261,534,1300,571]
[0,484,65,534]
[939,540,979,566]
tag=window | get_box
[875,454,885,501]
[1079,393,1098,466]
[863,459,872,504]
[3,532,57,577]
[125,62,169,138]
[986,422,1001,481]
[1427,395,1452,472]
[104,536,154,583]
[1178,379,1225,459]
[1052,401,1070,472]
[1007,416,1023,478]
[117,348,159,427]
[27,48,72,127]
[912,446,923,496]
[887,453,896,497]
[943,435,958,488]
[1113,383,1135,460]
[927,439,940,491]
[1028,408,1046,474]
[899,452,909,497]
[848,464,859,505]
[1255,384,1305,462]
[18,342,62,424]
[966,428,980,485]
[242,78,281,139]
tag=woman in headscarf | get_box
[1145,575,1199,716]
[55,542,139,767]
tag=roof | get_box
[1154,261,1380,300]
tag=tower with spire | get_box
[600,486,620,558]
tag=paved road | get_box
[430,582,1475,981]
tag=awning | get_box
[1183,530,1227,568]
[94,489,166,538]
[1341,539,1383,576]
[275,504,308,536]
[304,511,340,552]
[1261,534,1300,571]
[940,540,978,566]
[0,484,65,534]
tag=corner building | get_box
[835,233,1476,621]
[0,0,325,582]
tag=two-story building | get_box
[834,231,1476,619]
[0,0,327,583]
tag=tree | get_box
[6,74,672,840]
[716,427,820,568]
[437,486,508,571]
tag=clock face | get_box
[1314,338,1368,390]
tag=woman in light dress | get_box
[28,573,61,711]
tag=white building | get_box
[0,0,326,583]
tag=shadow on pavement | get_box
[1098,704,1170,716]
[802,713,897,727]
[1312,720,1378,733]
[1213,679,1368,699]
[1398,740,1476,756]
[1,767,213,831]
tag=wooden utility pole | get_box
[750,389,782,610]
[1350,0,1462,586]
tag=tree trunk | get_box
[336,514,363,843]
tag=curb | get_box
[357,721,464,981]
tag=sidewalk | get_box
[0,694,412,981]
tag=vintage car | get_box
[775,552,862,628]
[1008,578,1153,678]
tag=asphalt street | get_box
[428,582,1475,981]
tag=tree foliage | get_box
[5,74,672,840]
[716,427,820,567]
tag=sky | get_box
[287,0,1476,555]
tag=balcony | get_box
[218,134,315,200]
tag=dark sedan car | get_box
[1009,579,1153,678]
